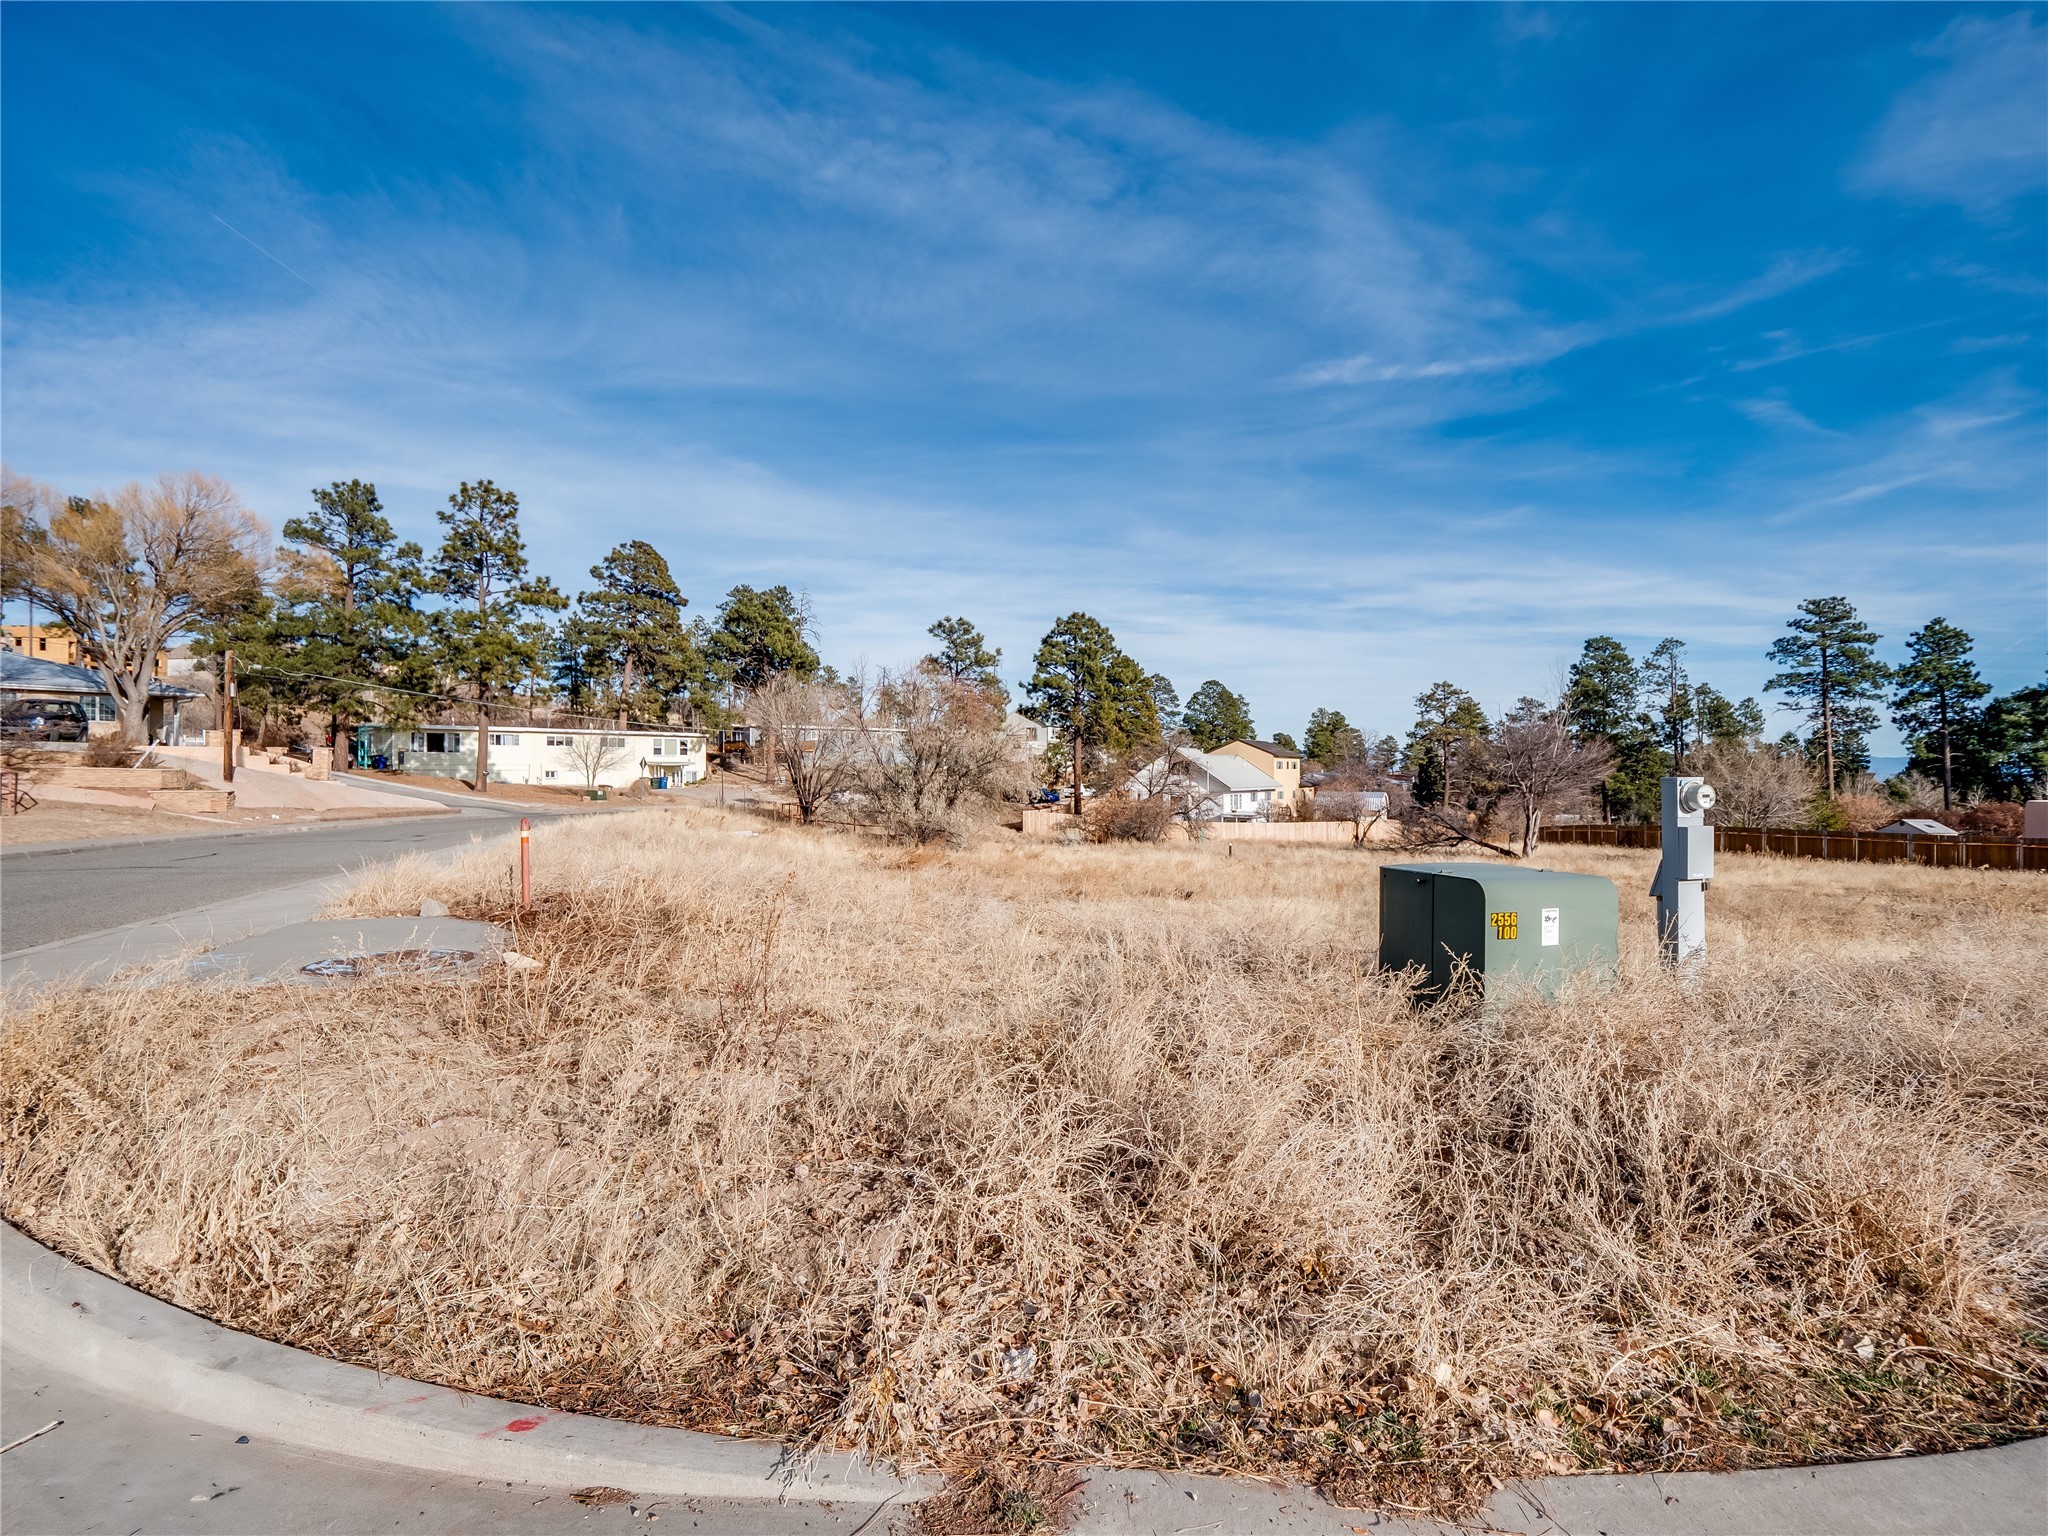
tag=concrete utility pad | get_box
[186,918,510,986]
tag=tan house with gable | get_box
[1213,739,1306,813]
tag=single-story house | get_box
[1128,745,1283,822]
[1211,739,1306,812]
[0,649,199,741]
[355,723,708,790]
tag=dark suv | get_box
[0,698,91,741]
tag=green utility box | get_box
[1380,861,1618,1000]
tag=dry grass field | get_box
[4,808,2045,1519]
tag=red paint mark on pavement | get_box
[503,1416,546,1433]
[363,1395,432,1414]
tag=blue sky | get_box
[4,3,2043,750]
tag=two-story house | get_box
[1211,739,1305,814]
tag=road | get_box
[1,784,560,955]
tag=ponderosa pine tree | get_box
[1564,636,1659,821]
[1024,613,1158,814]
[1181,679,1254,750]
[1687,684,1762,755]
[279,480,428,748]
[1765,596,1888,797]
[923,616,1006,702]
[1303,707,1365,766]
[1405,681,1489,809]
[1147,674,1181,737]
[430,479,565,790]
[1956,682,2048,801]
[710,585,818,694]
[1643,637,1693,771]
[579,539,701,725]
[1890,617,1990,810]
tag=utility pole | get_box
[220,650,236,785]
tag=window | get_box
[490,733,520,747]
[602,735,626,748]
[545,735,572,747]
[543,770,557,780]
[424,730,463,754]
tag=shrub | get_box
[1959,801,2024,837]
[1085,793,1176,842]
[1833,793,1895,832]
[80,732,136,767]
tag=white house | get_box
[1128,746,1283,822]
[1004,710,1054,761]
[356,723,708,790]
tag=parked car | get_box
[0,698,90,741]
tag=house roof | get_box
[1876,818,1959,836]
[1236,739,1295,758]
[370,721,705,739]
[0,649,199,698]
[1177,746,1280,794]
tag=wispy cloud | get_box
[3,4,2041,740]
[1951,332,2034,353]
[1853,11,2048,214]
[1733,396,1836,435]
[1670,252,1851,325]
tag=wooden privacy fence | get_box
[1540,821,2046,871]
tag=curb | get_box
[331,772,582,812]
[4,1222,2044,1533]
[1,1225,922,1507]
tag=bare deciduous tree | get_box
[1483,698,1615,855]
[562,732,631,789]
[1693,739,1817,828]
[752,674,857,824]
[1123,746,1226,830]
[3,469,266,742]
[854,668,1020,844]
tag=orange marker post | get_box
[519,818,532,909]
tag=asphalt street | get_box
[0,793,557,955]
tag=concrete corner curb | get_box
[1,1225,923,1507]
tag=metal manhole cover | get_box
[299,948,480,979]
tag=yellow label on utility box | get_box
[1489,910,1519,940]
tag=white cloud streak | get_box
[1853,11,2048,214]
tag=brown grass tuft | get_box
[4,807,2045,1519]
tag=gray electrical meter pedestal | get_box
[1380,861,1619,1000]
